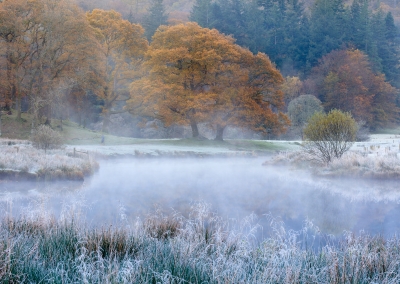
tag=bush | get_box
[303,109,357,164]
[287,94,323,138]
[31,125,63,152]
[288,95,323,123]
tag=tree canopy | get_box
[306,49,399,129]
[0,0,100,127]
[127,22,288,140]
[288,94,323,131]
[86,9,148,132]
[303,109,357,164]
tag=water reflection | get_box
[1,158,400,237]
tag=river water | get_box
[1,157,400,238]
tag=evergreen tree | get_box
[369,10,386,72]
[190,0,213,28]
[257,0,286,64]
[349,0,372,52]
[142,0,168,40]
[382,12,400,88]
[243,0,268,53]
[307,0,348,68]
[214,0,248,45]
[281,0,310,75]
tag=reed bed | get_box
[1,203,399,283]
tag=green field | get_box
[371,126,400,135]
[1,113,299,153]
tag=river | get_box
[1,157,400,238]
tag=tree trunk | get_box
[215,125,226,141]
[44,104,51,125]
[189,118,199,138]
[0,110,2,136]
[102,111,110,133]
[16,94,21,120]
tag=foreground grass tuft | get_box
[1,204,400,283]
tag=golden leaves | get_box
[128,22,289,137]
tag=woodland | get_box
[1,0,400,140]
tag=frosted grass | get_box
[326,152,400,178]
[1,203,400,283]
[270,150,400,179]
[0,141,98,179]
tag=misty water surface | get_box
[1,157,400,238]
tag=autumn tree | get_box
[287,94,323,137]
[87,9,148,132]
[281,76,303,108]
[127,22,288,140]
[32,0,101,126]
[307,49,399,129]
[0,0,102,129]
[0,0,41,119]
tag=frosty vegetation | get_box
[30,125,62,152]
[1,203,400,283]
[0,140,97,181]
[324,152,400,179]
[270,149,400,180]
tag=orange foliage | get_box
[128,22,288,139]
[0,0,102,124]
[87,9,148,132]
[308,49,398,129]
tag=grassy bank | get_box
[371,126,400,135]
[1,114,298,154]
[1,204,399,283]
[0,140,98,181]
[62,120,297,153]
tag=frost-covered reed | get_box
[1,203,400,283]
[0,140,98,180]
[269,150,400,179]
[323,152,400,179]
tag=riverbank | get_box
[0,140,98,181]
[69,139,300,159]
[0,135,300,181]
[267,134,400,180]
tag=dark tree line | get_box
[190,0,400,88]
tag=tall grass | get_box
[1,203,400,283]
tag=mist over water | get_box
[1,157,400,238]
